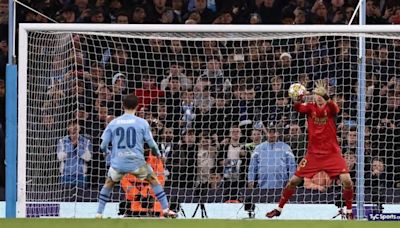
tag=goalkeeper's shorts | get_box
[295,153,349,179]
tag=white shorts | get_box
[107,165,154,182]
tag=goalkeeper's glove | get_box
[296,94,305,102]
[313,79,330,100]
[294,91,308,103]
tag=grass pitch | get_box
[0,219,399,228]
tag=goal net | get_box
[18,25,400,218]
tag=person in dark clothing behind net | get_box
[171,129,198,189]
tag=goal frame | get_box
[16,23,400,218]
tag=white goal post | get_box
[17,24,400,219]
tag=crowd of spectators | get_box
[1,0,400,27]
[0,0,399,207]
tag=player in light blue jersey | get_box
[96,94,177,218]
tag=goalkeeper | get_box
[266,80,354,220]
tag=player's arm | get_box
[313,79,340,115]
[293,94,311,114]
[143,122,161,157]
[147,140,161,158]
[326,99,340,116]
[100,126,112,153]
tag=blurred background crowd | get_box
[0,0,400,211]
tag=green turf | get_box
[0,219,399,228]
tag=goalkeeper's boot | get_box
[266,209,281,218]
[163,209,178,218]
[95,213,103,219]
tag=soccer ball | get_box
[288,83,306,100]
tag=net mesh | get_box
[23,30,400,217]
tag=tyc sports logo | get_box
[368,213,400,221]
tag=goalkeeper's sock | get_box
[278,187,296,209]
[343,187,354,212]
[97,186,112,214]
[152,184,169,210]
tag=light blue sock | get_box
[152,184,168,210]
[97,186,112,214]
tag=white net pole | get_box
[356,0,367,219]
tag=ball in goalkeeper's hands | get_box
[288,83,306,100]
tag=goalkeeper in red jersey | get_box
[266,80,354,219]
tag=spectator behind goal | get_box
[56,121,92,189]
[248,125,296,189]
